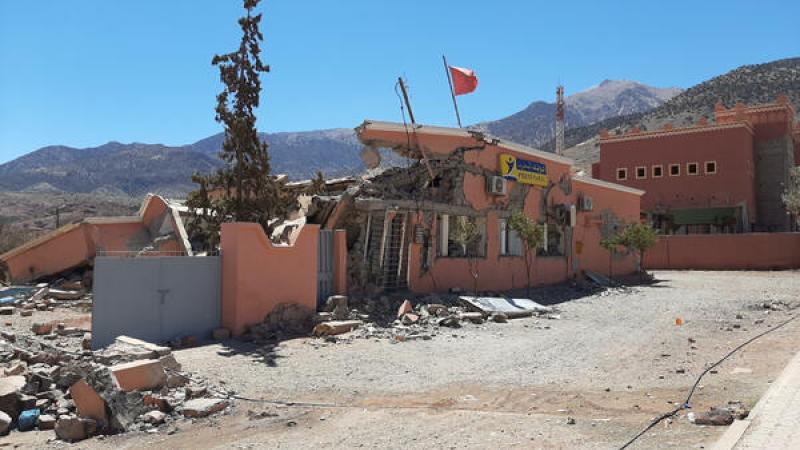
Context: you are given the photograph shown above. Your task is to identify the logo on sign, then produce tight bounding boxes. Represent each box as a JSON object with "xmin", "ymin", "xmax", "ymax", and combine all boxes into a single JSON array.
[{"xmin": 499, "ymin": 153, "xmax": 548, "ymax": 187}]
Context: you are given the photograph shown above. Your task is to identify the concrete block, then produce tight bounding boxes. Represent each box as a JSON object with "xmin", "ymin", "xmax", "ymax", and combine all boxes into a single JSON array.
[
  {"xmin": 55, "ymin": 416, "xmax": 87, "ymax": 442},
  {"xmin": 181, "ymin": 398, "xmax": 229, "ymax": 418},
  {"xmin": 115, "ymin": 336, "xmax": 171, "ymax": 357},
  {"xmin": 110, "ymin": 359, "xmax": 166, "ymax": 392},
  {"xmin": 0, "ymin": 307, "xmax": 13, "ymax": 315},
  {"xmin": 69, "ymin": 380, "xmax": 107, "ymax": 424},
  {"xmin": 37, "ymin": 414, "xmax": 56, "ymax": 430},
  {"xmin": 31, "ymin": 322, "xmax": 52, "ymax": 335},
  {"xmin": 0, "ymin": 375, "xmax": 26, "ymax": 419}
]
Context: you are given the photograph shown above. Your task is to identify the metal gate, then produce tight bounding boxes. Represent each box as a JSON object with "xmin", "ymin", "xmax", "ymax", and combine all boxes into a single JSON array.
[
  {"xmin": 317, "ymin": 230, "xmax": 334, "ymax": 308},
  {"xmin": 92, "ymin": 256, "xmax": 221, "ymax": 349}
]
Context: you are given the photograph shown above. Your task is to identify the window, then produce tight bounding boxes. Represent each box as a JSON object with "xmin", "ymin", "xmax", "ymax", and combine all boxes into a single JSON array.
[
  {"xmin": 652, "ymin": 165, "xmax": 663, "ymax": 178},
  {"xmin": 498, "ymin": 218, "xmax": 522, "ymax": 256},
  {"xmin": 538, "ymin": 223, "xmax": 565, "ymax": 257},
  {"xmin": 616, "ymin": 168, "xmax": 628, "ymax": 181},
  {"xmin": 635, "ymin": 166, "xmax": 647, "ymax": 179},
  {"xmin": 705, "ymin": 161, "xmax": 717, "ymax": 175},
  {"xmin": 437, "ymin": 214, "xmax": 486, "ymax": 257},
  {"xmin": 687, "ymin": 162, "xmax": 699, "ymax": 175},
  {"xmin": 669, "ymin": 164, "xmax": 680, "ymax": 176}
]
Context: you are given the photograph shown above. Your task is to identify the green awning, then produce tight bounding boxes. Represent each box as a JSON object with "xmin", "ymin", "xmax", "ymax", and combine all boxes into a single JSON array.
[{"xmin": 671, "ymin": 207, "xmax": 738, "ymax": 226}]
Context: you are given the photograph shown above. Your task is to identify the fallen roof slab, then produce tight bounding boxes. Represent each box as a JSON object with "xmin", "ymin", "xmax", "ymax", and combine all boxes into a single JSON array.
[{"xmin": 459, "ymin": 296, "xmax": 553, "ymax": 317}]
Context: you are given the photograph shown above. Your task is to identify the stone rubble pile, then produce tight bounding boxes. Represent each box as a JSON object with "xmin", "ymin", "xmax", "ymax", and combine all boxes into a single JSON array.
[
  {"xmin": 309, "ymin": 294, "xmax": 560, "ymax": 343},
  {"xmin": 0, "ymin": 279, "xmax": 93, "ymax": 319},
  {"xmin": 0, "ymin": 333, "xmax": 231, "ymax": 442}
]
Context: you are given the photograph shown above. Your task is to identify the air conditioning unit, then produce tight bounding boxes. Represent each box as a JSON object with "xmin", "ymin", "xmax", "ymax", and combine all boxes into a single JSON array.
[
  {"xmin": 487, "ymin": 176, "xmax": 507, "ymax": 195},
  {"xmin": 579, "ymin": 195, "xmax": 593, "ymax": 212}
]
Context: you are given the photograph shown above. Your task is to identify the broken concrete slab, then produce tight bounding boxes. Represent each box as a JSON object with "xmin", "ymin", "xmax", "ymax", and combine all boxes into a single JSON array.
[
  {"xmin": 312, "ymin": 320, "xmax": 362, "ymax": 337},
  {"xmin": 69, "ymin": 380, "xmax": 107, "ymax": 424},
  {"xmin": 0, "ymin": 307, "xmax": 13, "ymax": 315},
  {"xmin": 110, "ymin": 359, "xmax": 166, "ymax": 392},
  {"xmin": 114, "ymin": 336, "xmax": 172, "ymax": 357},
  {"xmin": 181, "ymin": 398, "xmax": 229, "ymax": 418},
  {"xmin": 47, "ymin": 289, "xmax": 83, "ymax": 301},
  {"xmin": 0, "ymin": 375, "xmax": 26, "ymax": 419},
  {"xmin": 459, "ymin": 296, "xmax": 553, "ymax": 318},
  {"xmin": 55, "ymin": 416, "xmax": 87, "ymax": 442},
  {"xmin": 397, "ymin": 299, "xmax": 413, "ymax": 319}
]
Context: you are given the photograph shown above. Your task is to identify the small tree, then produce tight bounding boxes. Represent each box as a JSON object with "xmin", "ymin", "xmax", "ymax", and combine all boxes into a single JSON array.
[
  {"xmin": 783, "ymin": 166, "xmax": 800, "ymax": 223},
  {"xmin": 186, "ymin": 0, "xmax": 296, "ymax": 250},
  {"xmin": 508, "ymin": 211, "xmax": 544, "ymax": 297},
  {"xmin": 450, "ymin": 216, "xmax": 482, "ymax": 294},
  {"xmin": 599, "ymin": 237, "xmax": 619, "ymax": 280},
  {"xmin": 617, "ymin": 222, "xmax": 658, "ymax": 277}
]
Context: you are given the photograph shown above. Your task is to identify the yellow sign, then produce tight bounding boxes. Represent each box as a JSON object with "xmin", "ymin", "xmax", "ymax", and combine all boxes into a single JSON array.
[{"xmin": 499, "ymin": 153, "xmax": 548, "ymax": 187}]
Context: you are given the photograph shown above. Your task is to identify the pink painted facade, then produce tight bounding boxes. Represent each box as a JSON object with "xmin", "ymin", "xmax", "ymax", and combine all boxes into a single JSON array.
[
  {"xmin": 220, "ymin": 222, "xmax": 319, "ymax": 336},
  {"xmin": 0, "ymin": 194, "xmax": 190, "ymax": 283},
  {"xmin": 353, "ymin": 121, "xmax": 644, "ymax": 294},
  {"xmin": 644, "ymin": 233, "xmax": 800, "ymax": 270}
]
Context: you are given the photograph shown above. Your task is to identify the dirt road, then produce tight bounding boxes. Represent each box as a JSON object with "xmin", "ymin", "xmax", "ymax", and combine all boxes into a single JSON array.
[{"xmin": 13, "ymin": 270, "xmax": 800, "ymax": 449}]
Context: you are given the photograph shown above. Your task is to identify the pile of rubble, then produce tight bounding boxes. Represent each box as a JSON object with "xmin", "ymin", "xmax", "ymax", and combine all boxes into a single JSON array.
[
  {"xmin": 0, "ymin": 333, "xmax": 231, "ymax": 441},
  {"xmin": 307, "ymin": 294, "xmax": 560, "ymax": 343},
  {"xmin": 0, "ymin": 279, "xmax": 92, "ymax": 319}
]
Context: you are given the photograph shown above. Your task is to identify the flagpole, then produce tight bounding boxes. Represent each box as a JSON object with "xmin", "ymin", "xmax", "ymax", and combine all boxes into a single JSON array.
[{"xmin": 442, "ymin": 55, "xmax": 463, "ymax": 128}]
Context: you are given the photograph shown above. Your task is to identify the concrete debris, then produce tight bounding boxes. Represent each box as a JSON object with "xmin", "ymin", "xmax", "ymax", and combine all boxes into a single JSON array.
[
  {"xmin": 0, "ymin": 411, "xmax": 10, "ymax": 435},
  {"xmin": 688, "ymin": 402, "xmax": 749, "ymax": 426},
  {"xmin": 0, "ymin": 327, "xmax": 232, "ymax": 441},
  {"xmin": 181, "ymin": 398, "xmax": 229, "ymax": 418},
  {"xmin": 397, "ymin": 299, "xmax": 413, "ymax": 319},
  {"xmin": 313, "ymin": 320, "xmax": 362, "ymax": 336},
  {"xmin": 459, "ymin": 296, "xmax": 554, "ymax": 318}
]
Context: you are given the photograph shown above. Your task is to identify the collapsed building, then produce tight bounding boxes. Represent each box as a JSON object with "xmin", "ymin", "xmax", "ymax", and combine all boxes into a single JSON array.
[{"xmin": 310, "ymin": 120, "xmax": 644, "ymax": 295}]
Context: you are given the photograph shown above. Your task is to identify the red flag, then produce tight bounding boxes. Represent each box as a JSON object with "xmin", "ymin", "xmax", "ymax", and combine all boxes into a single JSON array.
[{"xmin": 449, "ymin": 66, "xmax": 478, "ymax": 96}]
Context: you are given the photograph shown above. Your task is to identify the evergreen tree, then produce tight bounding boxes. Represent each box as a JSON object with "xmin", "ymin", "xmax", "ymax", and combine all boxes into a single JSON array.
[{"xmin": 187, "ymin": 0, "xmax": 295, "ymax": 249}]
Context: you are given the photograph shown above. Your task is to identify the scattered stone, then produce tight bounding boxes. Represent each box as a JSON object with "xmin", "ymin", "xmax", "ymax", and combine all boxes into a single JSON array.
[
  {"xmin": 401, "ymin": 313, "xmax": 420, "ymax": 325},
  {"xmin": 688, "ymin": 408, "xmax": 734, "ymax": 426},
  {"xmin": 55, "ymin": 416, "xmax": 87, "ymax": 442},
  {"xmin": 20, "ymin": 310, "xmax": 33, "ymax": 317},
  {"xmin": 81, "ymin": 333, "xmax": 92, "ymax": 350},
  {"xmin": 312, "ymin": 320, "xmax": 362, "ymax": 337},
  {"xmin": 490, "ymin": 312, "xmax": 508, "ymax": 323},
  {"xmin": 185, "ymin": 386, "xmax": 207, "ymax": 399},
  {"xmin": 212, "ymin": 327, "xmax": 231, "ymax": 341},
  {"xmin": 4, "ymin": 361, "xmax": 26, "ymax": 376},
  {"xmin": 0, "ymin": 411, "xmax": 10, "ymax": 435},
  {"xmin": 437, "ymin": 316, "xmax": 461, "ymax": 328},
  {"xmin": 37, "ymin": 413, "xmax": 56, "ymax": 430},
  {"xmin": 0, "ymin": 375, "xmax": 26, "ymax": 419},
  {"xmin": 0, "ymin": 307, "xmax": 13, "ymax": 315},
  {"xmin": 69, "ymin": 380, "xmax": 108, "ymax": 424},
  {"xmin": 143, "ymin": 410, "xmax": 166, "ymax": 425},
  {"xmin": 0, "ymin": 330, "xmax": 15, "ymax": 342},
  {"xmin": 566, "ymin": 417, "xmax": 576, "ymax": 425},
  {"xmin": 181, "ymin": 398, "xmax": 229, "ymax": 418},
  {"xmin": 31, "ymin": 322, "xmax": 53, "ymax": 335},
  {"xmin": 110, "ymin": 359, "xmax": 167, "ymax": 392},
  {"xmin": 397, "ymin": 299, "xmax": 413, "ymax": 319}
]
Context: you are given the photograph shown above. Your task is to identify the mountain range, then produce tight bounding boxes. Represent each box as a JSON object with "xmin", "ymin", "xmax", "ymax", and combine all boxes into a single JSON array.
[{"xmin": 1, "ymin": 56, "xmax": 798, "ymax": 199}]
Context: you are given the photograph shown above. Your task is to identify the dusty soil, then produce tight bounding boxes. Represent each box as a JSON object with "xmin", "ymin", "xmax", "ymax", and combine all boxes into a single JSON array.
[{"xmin": 6, "ymin": 270, "xmax": 800, "ymax": 449}]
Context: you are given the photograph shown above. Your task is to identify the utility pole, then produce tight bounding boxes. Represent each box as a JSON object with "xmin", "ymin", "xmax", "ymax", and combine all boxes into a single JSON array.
[
  {"xmin": 555, "ymin": 85, "xmax": 565, "ymax": 155},
  {"xmin": 397, "ymin": 77, "xmax": 434, "ymax": 179}
]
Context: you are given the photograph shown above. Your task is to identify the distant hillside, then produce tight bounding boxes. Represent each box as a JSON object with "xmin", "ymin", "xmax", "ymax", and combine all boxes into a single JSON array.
[
  {"xmin": 475, "ymin": 80, "xmax": 681, "ymax": 147},
  {"xmin": 0, "ymin": 129, "xmax": 364, "ymax": 197},
  {"xmin": 552, "ymin": 57, "xmax": 800, "ymax": 168}
]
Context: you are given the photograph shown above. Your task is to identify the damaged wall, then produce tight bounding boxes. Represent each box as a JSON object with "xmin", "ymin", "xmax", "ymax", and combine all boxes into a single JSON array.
[
  {"xmin": 348, "ymin": 121, "xmax": 643, "ymax": 295},
  {"xmin": 0, "ymin": 194, "xmax": 190, "ymax": 283}
]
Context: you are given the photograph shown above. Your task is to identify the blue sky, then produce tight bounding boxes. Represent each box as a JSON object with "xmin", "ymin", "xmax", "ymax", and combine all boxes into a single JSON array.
[{"xmin": 0, "ymin": 0, "xmax": 798, "ymax": 163}]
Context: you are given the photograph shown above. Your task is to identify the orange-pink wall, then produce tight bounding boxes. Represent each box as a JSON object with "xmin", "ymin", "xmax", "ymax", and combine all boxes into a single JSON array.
[
  {"xmin": 1, "ymin": 195, "xmax": 187, "ymax": 283},
  {"xmin": 2, "ymin": 225, "xmax": 93, "ymax": 282},
  {"xmin": 220, "ymin": 222, "xmax": 320, "ymax": 336},
  {"xmin": 644, "ymin": 233, "xmax": 800, "ymax": 270},
  {"xmin": 597, "ymin": 125, "xmax": 757, "ymax": 217}
]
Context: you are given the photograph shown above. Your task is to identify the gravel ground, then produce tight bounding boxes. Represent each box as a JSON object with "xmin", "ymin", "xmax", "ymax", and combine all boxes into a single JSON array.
[{"xmin": 8, "ymin": 270, "xmax": 800, "ymax": 449}]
